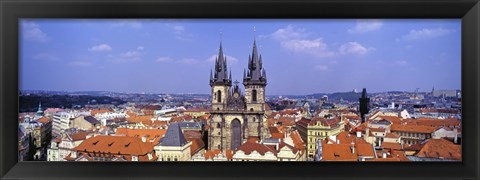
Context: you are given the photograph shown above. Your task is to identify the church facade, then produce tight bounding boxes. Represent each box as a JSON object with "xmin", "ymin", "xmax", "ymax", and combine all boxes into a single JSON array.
[{"xmin": 208, "ymin": 39, "xmax": 270, "ymax": 151}]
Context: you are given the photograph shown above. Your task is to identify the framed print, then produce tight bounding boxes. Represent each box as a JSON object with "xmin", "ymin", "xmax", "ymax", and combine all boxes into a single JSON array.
[{"xmin": 1, "ymin": 0, "xmax": 479, "ymax": 180}]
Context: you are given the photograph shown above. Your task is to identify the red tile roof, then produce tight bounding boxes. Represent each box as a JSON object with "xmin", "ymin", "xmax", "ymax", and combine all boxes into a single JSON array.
[
  {"xmin": 402, "ymin": 118, "xmax": 461, "ymax": 128},
  {"xmin": 381, "ymin": 142, "xmax": 403, "ymax": 150},
  {"xmin": 70, "ymin": 132, "xmax": 91, "ymax": 141},
  {"xmin": 187, "ymin": 138, "xmax": 205, "ymax": 155},
  {"xmin": 322, "ymin": 143, "xmax": 357, "ymax": 161},
  {"xmin": 378, "ymin": 116, "xmax": 403, "ymax": 125},
  {"xmin": 416, "ymin": 138, "xmax": 461, "ymax": 160},
  {"xmin": 90, "ymin": 109, "xmax": 111, "ymax": 116},
  {"xmin": 36, "ymin": 117, "xmax": 51, "ymax": 124},
  {"xmin": 290, "ymin": 131, "xmax": 305, "ymax": 151},
  {"xmin": 391, "ymin": 124, "xmax": 436, "ymax": 134},
  {"xmin": 115, "ymin": 128, "xmax": 167, "ymax": 144},
  {"xmin": 127, "ymin": 115, "xmax": 153, "ymax": 123},
  {"xmin": 236, "ymin": 141, "xmax": 277, "ymax": 155},
  {"xmin": 72, "ymin": 135, "xmax": 156, "ymax": 161}
]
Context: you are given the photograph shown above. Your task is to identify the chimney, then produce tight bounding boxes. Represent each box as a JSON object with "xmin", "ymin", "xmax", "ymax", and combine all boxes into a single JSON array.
[
  {"xmin": 382, "ymin": 152, "xmax": 387, "ymax": 158},
  {"xmin": 351, "ymin": 142, "xmax": 355, "ymax": 154},
  {"xmin": 454, "ymin": 130, "xmax": 458, "ymax": 144},
  {"xmin": 356, "ymin": 131, "xmax": 361, "ymax": 138},
  {"xmin": 336, "ymin": 139, "xmax": 340, "ymax": 144}
]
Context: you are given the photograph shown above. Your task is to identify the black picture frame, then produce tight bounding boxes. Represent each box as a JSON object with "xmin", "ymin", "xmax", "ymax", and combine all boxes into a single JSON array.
[{"xmin": 1, "ymin": 0, "xmax": 479, "ymax": 180}]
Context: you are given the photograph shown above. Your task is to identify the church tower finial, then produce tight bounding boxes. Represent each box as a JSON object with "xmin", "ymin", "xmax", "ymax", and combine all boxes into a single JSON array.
[
  {"xmin": 210, "ymin": 38, "xmax": 231, "ymax": 86},
  {"xmin": 244, "ymin": 29, "xmax": 266, "ymax": 86}
]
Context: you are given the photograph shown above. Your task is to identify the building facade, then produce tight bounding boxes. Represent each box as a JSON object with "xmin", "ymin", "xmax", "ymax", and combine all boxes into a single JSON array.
[{"xmin": 208, "ymin": 39, "xmax": 270, "ymax": 151}]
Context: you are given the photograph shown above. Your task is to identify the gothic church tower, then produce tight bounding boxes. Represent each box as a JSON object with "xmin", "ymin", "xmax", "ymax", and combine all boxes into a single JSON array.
[{"xmin": 208, "ymin": 36, "xmax": 269, "ymax": 152}]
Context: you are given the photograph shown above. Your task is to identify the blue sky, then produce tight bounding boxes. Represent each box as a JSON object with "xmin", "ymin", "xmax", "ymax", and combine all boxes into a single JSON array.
[{"xmin": 20, "ymin": 19, "xmax": 461, "ymax": 95}]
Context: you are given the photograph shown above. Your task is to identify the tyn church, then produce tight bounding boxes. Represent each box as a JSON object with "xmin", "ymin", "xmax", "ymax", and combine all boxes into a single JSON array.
[{"xmin": 208, "ymin": 38, "xmax": 270, "ymax": 151}]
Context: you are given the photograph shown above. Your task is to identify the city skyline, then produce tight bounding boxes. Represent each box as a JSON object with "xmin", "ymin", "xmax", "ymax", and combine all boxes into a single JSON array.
[{"xmin": 20, "ymin": 19, "xmax": 461, "ymax": 95}]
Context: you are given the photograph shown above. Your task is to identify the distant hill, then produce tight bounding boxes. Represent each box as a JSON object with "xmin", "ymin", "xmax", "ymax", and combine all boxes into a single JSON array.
[
  {"xmin": 307, "ymin": 92, "xmax": 362, "ymax": 102},
  {"xmin": 19, "ymin": 94, "xmax": 126, "ymax": 112}
]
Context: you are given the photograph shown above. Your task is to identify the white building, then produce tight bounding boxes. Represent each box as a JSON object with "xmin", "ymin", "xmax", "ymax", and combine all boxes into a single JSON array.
[
  {"xmin": 47, "ymin": 131, "xmax": 90, "ymax": 161},
  {"xmin": 52, "ymin": 111, "xmax": 91, "ymax": 134}
]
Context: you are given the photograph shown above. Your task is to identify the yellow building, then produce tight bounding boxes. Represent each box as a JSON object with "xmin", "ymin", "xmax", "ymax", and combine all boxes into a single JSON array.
[
  {"xmin": 155, "ymin": 123, "xmax": 192, "ymax": 161},
  {"xmin": 296, "ymin": 117, "xmax": 344, "ymax": 159}
]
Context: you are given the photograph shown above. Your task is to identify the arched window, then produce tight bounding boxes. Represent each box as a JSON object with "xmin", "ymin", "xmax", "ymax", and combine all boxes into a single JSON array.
[
  {"xmin": 252, "ymin": 89, "xmax": 257, "ymax": 102},
  {"xmin": 217, "ymin": 90, "xmax": 222, "ymax": 103}
]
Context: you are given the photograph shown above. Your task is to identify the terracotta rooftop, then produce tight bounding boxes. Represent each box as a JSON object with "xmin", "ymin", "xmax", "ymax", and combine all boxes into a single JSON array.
[
  {"xmin": 381, "ymin": 142, "xmax": 403, "ymax": 150},
  {"xmin": 115, "ymin": 128, "xmax": 167, "ymax": 144},
  {"xmin": 416, "ymin": 138, "xmax": 461, "ymax": 160},
  {"xmin": 36, "ymin": 117, "xmax": 51, "ymax": 124},
  {"xmin": 127, "ymin": 115, "xmax": 153, "ymax": 123},
  {"xmin": 70, "ymin": 132, "xmax": 91, "ymax": 141},
  {"xmin": 90, "ymin": 109, "xmax": 111, "ymax": 116},
  {"xmin": 391, "ymin": 124, "xmax": 436, "ymax": 134},
  {"xmin": 72, "ymin": 135, "xmax": 155, "ymax": 157},
  {"xmin": 236, "ymin": 141, "xmax": 277, "ymax": 156}
]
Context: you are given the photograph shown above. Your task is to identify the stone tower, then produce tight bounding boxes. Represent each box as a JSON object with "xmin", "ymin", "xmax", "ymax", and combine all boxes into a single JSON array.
[
  {"xmin": 359, "ymin": 88, "xmax": 370, "ymax": 122},
  {"xmin": 243, "ymin": 39, "xmax": 268, "ymax": 140},
  {"xmin": 210, "ymin": 42, "xmax": 232, "ymax": 111},
  {"xmin": 208, "ymin": 37, "xmax": 269, "ymax": 151}
]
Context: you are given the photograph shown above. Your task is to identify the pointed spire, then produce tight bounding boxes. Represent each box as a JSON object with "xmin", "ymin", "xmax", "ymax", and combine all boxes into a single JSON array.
[
  {"xmin": 362, "ymin": 88, "xmax": 367, "ymax": 98},
  {"xmin": 243, "ymin": 68, "xmax": 246, "ymax": 79},
  {"xmin": 210, "ymin": 69, "xmax": 213, "ymax": 80},
  {"xmin": 229, "ymin": 68, "xmax": 232, "ymax": 81},
  {"xmin": 262, "ymin": 68, "xmax": 267, "ymax": 80},
  {"xmin": 211, "ymin": 39, "xmax": 231, "ymax": 86},
  {"xmin": 259, "ymin": 54, "xmax": 263, "ymax": 69}
]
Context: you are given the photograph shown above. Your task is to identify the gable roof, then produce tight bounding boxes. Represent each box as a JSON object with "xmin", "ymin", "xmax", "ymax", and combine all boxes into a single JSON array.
[
  {"xmin": 115, "ymin": 128, "xmax": 167, "ymax": 144},
  {"xmin": 72, "ymin": 135, "xmax": 155, "ymax": 156},
  {"xmin": 416, "ymin": 138, "xmax": 461, "ymax": 160},
  {"xmin": 236, "ymin": 141, "xmax": 277, "ymax": 156}
]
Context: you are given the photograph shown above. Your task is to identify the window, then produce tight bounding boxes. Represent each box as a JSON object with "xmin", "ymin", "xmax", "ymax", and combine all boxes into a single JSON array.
[
  {"xmin": 252, "ymin": 89, "xmax": 257, "ymax": 102},
  {"xmin": 217, "ymin": 90, "xmax": 222, "ymax": 103}
]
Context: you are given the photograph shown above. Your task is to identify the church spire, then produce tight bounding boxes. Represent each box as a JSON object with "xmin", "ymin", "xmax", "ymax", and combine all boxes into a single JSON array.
[
  {"xmin": 244, "ymin": 30, "xmax": 266, "ymax": 86},
  {"xmin": 211, "ymin": 40, "xmax": 231, "ymax": 86}
]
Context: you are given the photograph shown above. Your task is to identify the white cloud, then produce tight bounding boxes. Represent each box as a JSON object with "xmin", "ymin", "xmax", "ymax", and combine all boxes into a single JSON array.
[
  {"xmin": 400, "ymin": 28, "xmax": 455, "ymax": 41},
  {"xmin": 207, "ymin": 54, "xmax": 239, "ymax": 64},
  {"xmin": 339, "ymin": 42, "xmax": 375, "ymax": 55},
  {"xmin": 268, "ymin": 25, "xmax": 374, "ymax": 59},
  {"xmin": 22, "ymin": 22, "xmax": 49, "ymax": 42},
  {"xmin": 179, "ymin": 58, "xmax": 199, "ymax": 65},
  {"xmin": 396, "ymin": 60, "xmax": 409, "ymax": 66},
  {"xmin": 281, "ymin": 39, "xmax": 336, "ymax": 58},
  {"xmin": 108, "ymin": 50, "xmax": 142, "ymax": 63},
  {"xmin": 69, "ymin": 61, "xmax": 92, "ymax": 67},
  {"xmin": 88, "ymin": 44, "xmax": 112, "ymax": 52},
  {"xmin": 32, "ymin": 53, "xmax": 58, "ymax": 61},
  {"xmin": 314, "ymin": 65, "xmax": 329, "ymax": 71},
  {"xmin": 111, "ymin": 20, "xmax": 143, "ymax": 29},
  {"xmin": 270, "ymin": 25, "xmax": 308, "ymax": 41},
  {"xmin": 348, "ymin": 20, "xmax": 383, "ymax": 34},
  {"xmin": 137, "ymin": 46, "xmax": 144, "ymax": 51},
  {"xmin": 156, "ymin": 57, "xmax": 173, "ymax": 63},
  {"xmin": 166, "ymin": 24, "xmax": 192, "ymax": 40}
]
